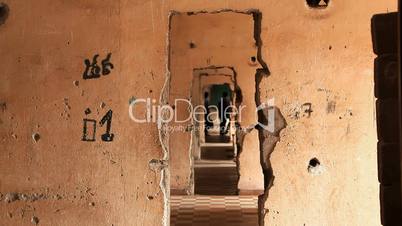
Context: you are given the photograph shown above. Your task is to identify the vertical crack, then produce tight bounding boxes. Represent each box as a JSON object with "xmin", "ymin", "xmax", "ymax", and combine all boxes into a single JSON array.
[
  {"xmin": 157, "ymin": 11, "xmax": 175, "ymax": 226},
  {"xmin": 251, "ymin": 11, "xmax": 287, "ymax": 226},
  {"xmin": 252, "ymin": 11, "xmax": 270, "ymax": 77}
]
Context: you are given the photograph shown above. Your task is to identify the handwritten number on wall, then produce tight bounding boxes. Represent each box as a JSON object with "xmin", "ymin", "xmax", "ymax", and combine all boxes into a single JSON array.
[
  {"xmin": 83, "ymin": 53, "xmax": 114, "ymax": 79},
  {"xmin": 81, "ymin": 52, "xmax": 115, "ymax": 142},
  {"xmin": 82, "ymin": 109, "xmax": 114, "ymax": 142},
  {"xmin": 99, "ymin": 109, "xmax": 114, "ymax": 142}
]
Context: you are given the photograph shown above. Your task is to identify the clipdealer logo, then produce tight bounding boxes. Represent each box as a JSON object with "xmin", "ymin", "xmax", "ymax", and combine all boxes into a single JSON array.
[{"xmin": 128, "ymin": 97, "xmax": 276, "ymax": 132}]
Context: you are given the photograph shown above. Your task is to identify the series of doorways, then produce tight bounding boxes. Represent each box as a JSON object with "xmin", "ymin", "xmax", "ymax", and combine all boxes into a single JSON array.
[
  {"xmin": 191, "ymin": 69, "xmax": 238, "ymax": 196},
  {"xmin": 170, "ymin": 68, "xmax": 260, "ymax": 226},
  {"xmin": 167, "ymin": 11, "xmax": 264, "ymax": 226}
]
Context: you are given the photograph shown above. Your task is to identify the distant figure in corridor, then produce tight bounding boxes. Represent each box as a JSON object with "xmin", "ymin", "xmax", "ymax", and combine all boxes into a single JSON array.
[
  {"xmin": 204, "ymin": 92, "xmax": 213, "ymax": 136},
  {"xmin": 218, "ymin": 92, "xmax": 230, "ymax": 135}
]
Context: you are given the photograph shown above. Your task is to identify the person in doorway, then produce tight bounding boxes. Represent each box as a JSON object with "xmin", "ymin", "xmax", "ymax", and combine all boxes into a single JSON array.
[
  {"xmin": 204, "ymin": 92, "xmax": 213, "ymax": 136},
  {"xmin": 218, "ymin": 92, "xmax": 231, "ymax": 135}
]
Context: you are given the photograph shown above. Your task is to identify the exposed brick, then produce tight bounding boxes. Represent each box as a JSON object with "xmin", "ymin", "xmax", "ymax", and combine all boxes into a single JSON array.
[
  {"xmin": 378, "ymin": 142, "xmax": 401, "ymax": 185},
  {"xmin": 374, "ymin": 54, "xmax": 398, "ymax": 99},
  {"xmin": 380, "ymin": 184, "xmax": 402, "ymax": 225},
  {"xmin": 376, "ymin": 99, "xmax": 400, "ymax": 143},
  {"xmin": 371, "ymin": 12, "xmax": 398, "ymax": 55}
]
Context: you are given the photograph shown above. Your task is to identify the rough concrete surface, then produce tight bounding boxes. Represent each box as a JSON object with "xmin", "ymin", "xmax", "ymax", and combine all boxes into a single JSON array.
[{"xmin": 0, "ymin": 0, "xmax": 398, "ymax": 225}]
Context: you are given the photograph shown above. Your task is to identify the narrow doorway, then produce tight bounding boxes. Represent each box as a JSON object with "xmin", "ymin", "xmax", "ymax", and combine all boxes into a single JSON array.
[
  {"xmin": 192, "ymin": 71, "xmax": 238, "ymax": 196},
  {"xmin": 170, "ymin": 67, "xmax": 259, "ymax": 226},
  {"xmin": 166, "ymin": 10, "xmax": 266, "ymax": 226}
]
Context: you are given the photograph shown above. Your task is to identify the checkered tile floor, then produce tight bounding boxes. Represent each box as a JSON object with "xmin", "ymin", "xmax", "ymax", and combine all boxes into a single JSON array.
[{"xmin": 170, "ymin": 196, "xmax": 259, "ymax": 226}]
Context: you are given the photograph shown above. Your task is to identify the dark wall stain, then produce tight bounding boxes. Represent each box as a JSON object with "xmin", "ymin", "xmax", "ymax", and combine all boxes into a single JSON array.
[
  {"xmin": 0, "ymin": 3, "xmax": 9, "ymax": 26},
  {"xmin": 326, "ymin": 101, "xmax": 336, "ymax": 113},
  {"xmin": 0, "ymin": 102, "xmax": 6, "ymax": 112}
]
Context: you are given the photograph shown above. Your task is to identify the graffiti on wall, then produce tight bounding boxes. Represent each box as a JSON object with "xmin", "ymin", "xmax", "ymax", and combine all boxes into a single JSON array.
[
  {"xmin": 83, "ymin": 53, "xmax": 114, "ymax": 79},
  {"xmin": 82, "ymin": 108, "xmax": 114, "ymax": 142},
  {"xmin": 81, "ymin": 53, "xmax": 115, "ymax": 142}
]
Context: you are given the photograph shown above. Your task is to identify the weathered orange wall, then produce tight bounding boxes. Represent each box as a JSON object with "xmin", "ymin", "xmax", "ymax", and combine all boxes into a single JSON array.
[
  {"xmin": 0, "ymin": 0, "xmax": 397, "ymax": 225},
  {"xmin": 0, "ymin": 1, "xmax": 166, "ymax": 225},
  {"xmin": 258, "ymin": 1, "xmax": 396, "ymax": 225}
]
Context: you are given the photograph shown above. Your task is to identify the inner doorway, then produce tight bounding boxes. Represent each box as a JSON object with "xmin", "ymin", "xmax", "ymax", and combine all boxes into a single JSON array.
[
  {"xmin": 204, "ymin": 84, "xmax": 232, "ymax": 142},
  {"xmin": 191, "ymin": 68, "xmax": 238, "ymax": 196},
  {"xmin": 170, "ymin": 67, "xmax": 259, "ymax": 226}
]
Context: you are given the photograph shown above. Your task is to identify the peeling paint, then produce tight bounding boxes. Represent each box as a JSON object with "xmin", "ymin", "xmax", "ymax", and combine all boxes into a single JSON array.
[{"xmin": 2, "ymin": 192, "xmax": 47, "ymax": 203}]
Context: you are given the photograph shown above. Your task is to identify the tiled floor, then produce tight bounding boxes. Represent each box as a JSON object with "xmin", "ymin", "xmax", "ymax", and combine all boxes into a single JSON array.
[{"xmin": 170, "ymin": 195, "xmax": 259, "ymax": 226}]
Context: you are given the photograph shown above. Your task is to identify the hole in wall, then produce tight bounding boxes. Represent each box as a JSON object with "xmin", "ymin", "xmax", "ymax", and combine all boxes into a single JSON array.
[
  {"xmin": 307, "ymin": 158, "xmax": 325, "ymax": 175},
  {"xmin": 309, "ymin": 158, "xmax": 320, "ymax": 167},
  {"xmin": 248, "ymin": 56, "xmax": 258, "ymax": 66},
  {"xmin": 32, "ymin": 133, "xmax": 41, "ymax": 143},
  {"xmin": 306, "ymin": 0, "xmax": 329, "ymax": 8},
  {"xmin": 0, "ymin": 2, "xmax": 9, "ymax": 26}
]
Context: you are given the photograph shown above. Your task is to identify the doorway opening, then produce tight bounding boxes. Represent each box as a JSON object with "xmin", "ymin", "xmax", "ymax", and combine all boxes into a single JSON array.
[
  {"xmin": 191, "ymin": 67, "xmax": 239, "ymax": 196},
  {"xmin": 165, "ymin": 10, "xmax": 271, "ymax": 226},
  {"xmin": 203, "ymin": 84, "xmax": 233, "ymax": 143}
]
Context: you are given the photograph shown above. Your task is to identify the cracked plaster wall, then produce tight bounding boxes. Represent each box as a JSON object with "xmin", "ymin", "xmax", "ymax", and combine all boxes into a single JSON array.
[{"xmin": 0, "ymin": 0, "xmax": 398, "ymax": 225}]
